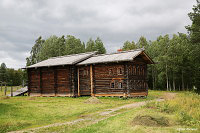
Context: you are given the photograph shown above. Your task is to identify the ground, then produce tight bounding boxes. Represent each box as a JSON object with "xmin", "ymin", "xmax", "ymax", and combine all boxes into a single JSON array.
[{"xmin": 0, "ymin": 87, "xmax": 199, "ymax": 133}]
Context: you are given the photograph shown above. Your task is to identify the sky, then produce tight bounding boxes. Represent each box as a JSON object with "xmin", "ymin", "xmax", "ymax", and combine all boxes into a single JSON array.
[{"xmin": 0, "ymin": 0, "xmax": 196, "ymax": 69}]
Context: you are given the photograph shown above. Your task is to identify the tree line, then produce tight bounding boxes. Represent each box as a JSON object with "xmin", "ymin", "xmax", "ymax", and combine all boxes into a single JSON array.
[
  {"xmin": 26, "ymin": 35, "xmax": 106, "ymax": 66},
  {"xmin": 121, "ymin": 1, "xmax": 200, "ymax": 93},
  {"xmin": 0, "ymin": 63, "xmax": 26, "ymax": 86}
]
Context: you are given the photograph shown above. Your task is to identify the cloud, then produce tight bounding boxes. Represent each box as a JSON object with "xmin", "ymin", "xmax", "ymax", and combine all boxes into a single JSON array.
[{"xmin": 0, "ymin": 0, "xmax": 196, "ymax": 69}]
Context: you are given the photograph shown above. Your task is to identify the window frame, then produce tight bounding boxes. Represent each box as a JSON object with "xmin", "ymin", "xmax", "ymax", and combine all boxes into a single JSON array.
[
  {"xmin": 118, "ymin": 82, "xmax": 123, "ymax": 89},
  {"xmin": 117, "ymin": 67, "xmax": 123, "ymax": 75},
  {"xmin": 110, "ymin": 81, "xmax": 115, "ymax": 88},
  {"xmin": 109, "ymin": 68, "xmax": 113, "ymax": 75}
]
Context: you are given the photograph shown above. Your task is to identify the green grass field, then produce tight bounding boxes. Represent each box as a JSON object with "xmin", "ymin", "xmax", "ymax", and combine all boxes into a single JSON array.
[
  {"xmin": 72, "ymin": 92, "xmax": 200, "ymax": 133},
  {"xmin": 0, "ymin": 87, "xmax": 161, "ymax": 133},
  {"xmin": 0, "ymin": 88, "xmax": 199, "ymax": 133}
]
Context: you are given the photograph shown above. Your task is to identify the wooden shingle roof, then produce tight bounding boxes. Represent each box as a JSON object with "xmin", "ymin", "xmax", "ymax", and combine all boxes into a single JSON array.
[
  {"xmin": 27, "ymin": 52, "xmax": 96, "ymax": 68},
  {"xmin": 78, "ymin": 48, "xmax": 154, "ymax": 65}
]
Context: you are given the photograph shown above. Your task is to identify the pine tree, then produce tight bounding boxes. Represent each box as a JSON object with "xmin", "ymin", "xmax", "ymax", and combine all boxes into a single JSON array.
[
  {"xmin": 0, "ymin": 63, "xmax": 7, "ymax": 83},
  {"xmin": 26, "ymin": 36, "xmax": 45, "ymax": 66},
  {"xmin": 94, "ymin": 37, "xmax": 106, "ymax": 54},
  {"xmin": 122, "ymin": 41, "xmax": 136, "ymax": 51},
  {"xmin": 137, "ymin": 36, "xmax": 148, "ymax": 48},
  {"xmin": 186, "ymin": 0, "xmax": 200, "ymax": 93},
  {"xmin": 86, "ymin": 38, "xmax": 96, "ymax": 52}
]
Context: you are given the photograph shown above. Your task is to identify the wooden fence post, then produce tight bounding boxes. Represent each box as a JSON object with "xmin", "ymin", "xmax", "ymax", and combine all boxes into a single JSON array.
[
  {"xmin": 11, "ymin": 86, "xmax": 13, "ymax": 97},
  {"xmin": 4, "ymin": 85, "xmax": 7, "ymax": 96}
]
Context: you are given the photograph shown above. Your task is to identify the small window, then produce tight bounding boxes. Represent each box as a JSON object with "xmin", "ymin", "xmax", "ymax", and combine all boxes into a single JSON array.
[
  {"xmin": 118, "ymin": 82, "xmax": 123, "ymax": 88},
  {"xmin": 109, "ymin": 69, "xmax": 113, "ymax": 75},
  {"xmin": 110, "ymin": 82, "xmax": 115, "ymax": 88},
  {"xmin": 117, "ymin": 67, "xmax": 123, "ymax": 75}
]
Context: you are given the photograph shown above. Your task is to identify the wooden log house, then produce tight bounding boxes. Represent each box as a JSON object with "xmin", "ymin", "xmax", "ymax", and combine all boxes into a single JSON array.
[
  {"xmin": 26, "ymin": 52, "xmax": 96, "ymax": 96},
  {"xmin": 27, "ymin": 49, "xmax": 154, "ymax": 97}
]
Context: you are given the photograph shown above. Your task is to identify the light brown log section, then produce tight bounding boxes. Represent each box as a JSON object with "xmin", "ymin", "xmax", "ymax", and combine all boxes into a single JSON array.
[
  {"xmin": 94, "ymin": 93, "xmax": 124, "ymax": 97},
  {"xmin": 128, "ymin": 91, "xmax": 148, "ymax": 97},
  {"xmin": 90, "ymin": 65, "xmax": 94, "ymax": 96}
]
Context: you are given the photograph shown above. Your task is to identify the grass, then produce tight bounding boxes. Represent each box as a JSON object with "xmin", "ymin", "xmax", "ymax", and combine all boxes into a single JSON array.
[
  {"xmin": 2, "ymin": 88, "xmax": 199, "ymax": 133},
  {"xmin": 0, "ymin": 88, "xmax": 161, "ymax": 133},
  {"xmin": 73, "ymin": 108, "xmax": 178, "ymax": 133},
  {"xmin": 71, "ymin": 91, "xmax": 200, "ymax": 133}
]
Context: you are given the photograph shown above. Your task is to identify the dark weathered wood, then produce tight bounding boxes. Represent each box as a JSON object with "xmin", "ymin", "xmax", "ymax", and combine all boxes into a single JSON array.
[
  {"xmin": 90, "ymin": 65, "xmax": 94, "ymax": 96},
  {"xmin": 54, "ymin": 68, "xmax": 57, "ymax": 96},
  {"xmin": 11, "ymin": 86, "xmax": 13, "ymax": 97},
  {"xmin": 40, "ymin": 68, "xmax": 42, "ymax": 95},
  {"xmin": 27, "ymin": 54, "xmax": 149, "ymax": 97},
  {"xmin": 78, "ymin": 67, "xmax": 80, "ymax": 96},
  {"xmin": 4, "ymin": 85, "xmax": 7, "ymax": 96},
  {"xmin": 79, "ymin": 66, "xmax": 91, "ymax": 96}
]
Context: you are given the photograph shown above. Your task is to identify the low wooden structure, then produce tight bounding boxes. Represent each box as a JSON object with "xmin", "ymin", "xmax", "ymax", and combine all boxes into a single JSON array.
[
  {"xmin": 26, "ymin": 49, "xmax": 154, "ymax": 97},
  {"xmin": 26, "ymin": 52, "xmax": 96, "ymax": 96}
]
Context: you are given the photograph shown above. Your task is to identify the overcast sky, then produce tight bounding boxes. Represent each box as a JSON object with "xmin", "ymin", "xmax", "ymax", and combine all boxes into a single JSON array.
[{"xmin": 0, "ymin": 0, "xmax": 196, "ymax": 69}]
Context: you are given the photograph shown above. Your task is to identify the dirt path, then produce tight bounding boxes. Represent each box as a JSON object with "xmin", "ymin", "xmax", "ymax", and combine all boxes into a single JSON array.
[{"xmin": 9, "ymin": 98, "xmax": 166, "ymax": 133}]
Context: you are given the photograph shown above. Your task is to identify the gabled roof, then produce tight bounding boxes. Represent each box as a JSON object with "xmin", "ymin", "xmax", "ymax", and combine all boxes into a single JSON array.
[
  {"xmin": 78, "ymin": 48, "xmax": 154, "ymax": 65},
  {"xmin": 27, "ymin": 52, "xmax": 96, "ymax": 68}
]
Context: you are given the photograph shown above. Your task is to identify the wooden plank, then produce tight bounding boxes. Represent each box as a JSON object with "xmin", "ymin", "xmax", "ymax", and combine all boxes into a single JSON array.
[
  {"xmin": 129, "ymin": 91, "xmax": 148, "ymax": 97},
  {"xmin": 54, "ymin": 68, "xmax": 57, "ymax": 96},
  {"xmin": 27, "ymin": 69, "xmax": 30, "ymax": 96},
  {"xmin": 90, "ymin": 65, "xmax": 94, "ymax": 96},
  {"xmin": 77, "ymin": 67, "xmax": 80, "ymax": 96},
  {"xmin": 95, "ymin": 93, "xmax": 124, "ymax": 97},
  {"xmin": 40, "ymin": 68, "xmax": 42, "ymax": 96}
]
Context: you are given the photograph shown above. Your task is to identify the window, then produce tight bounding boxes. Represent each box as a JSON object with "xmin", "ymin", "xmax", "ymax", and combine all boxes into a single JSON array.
[
  {"xmin": 110, "ymin": 81, "xmax": 115, "ymax": 88},
  {"xmin": 117, "ymin": 67, "xmax": 123, "ymax": 75},
  {"xmin": 118, "ymin": 82, "xmax": 123, "ymax": 88},
  {"xmin": 109, "ymin": 69, "xmax": 113, "ymax": 75}
]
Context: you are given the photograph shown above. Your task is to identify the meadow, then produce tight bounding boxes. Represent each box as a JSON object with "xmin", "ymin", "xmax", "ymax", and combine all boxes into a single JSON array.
[
  {"xmin": 0, "ymin": 87, "xmax": 159, "ymax": 133},
  {"xmin": 0, "ymin": 87, "xmax": 199, "ymax": 133}
]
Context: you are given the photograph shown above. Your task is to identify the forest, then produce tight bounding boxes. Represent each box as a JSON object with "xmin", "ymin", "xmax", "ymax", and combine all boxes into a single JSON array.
[{"xmin": 0, "ymin": 1, "xmax": 199, "ymax": 93}]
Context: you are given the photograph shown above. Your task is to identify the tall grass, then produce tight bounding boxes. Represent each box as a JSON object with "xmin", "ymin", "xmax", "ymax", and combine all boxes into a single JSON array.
[{"xmin": 146, "ymin": 92, "xmax": 200, "ymax": 127}]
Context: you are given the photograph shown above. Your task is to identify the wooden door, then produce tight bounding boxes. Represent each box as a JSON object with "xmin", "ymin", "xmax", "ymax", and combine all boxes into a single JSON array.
[{"xmin": 79, "ymin": 66, "xmax": 91, "ymax": 96}]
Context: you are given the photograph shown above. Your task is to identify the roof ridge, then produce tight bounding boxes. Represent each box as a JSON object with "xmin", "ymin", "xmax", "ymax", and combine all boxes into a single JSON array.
[
  {"xmin": 49, "ymin": 51, "xmax": 97, "ymax": 59},
  {"xmin": 93, "ymin": 48, "xmax": 144, "ymax": 57}
]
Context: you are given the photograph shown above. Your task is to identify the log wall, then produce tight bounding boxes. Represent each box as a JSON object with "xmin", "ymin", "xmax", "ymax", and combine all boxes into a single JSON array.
[
  {"xmin": 94, "ymin": 63, "xmax": 126, "ymax": 95},
  {"xmin": 78, "ymin": 66, "xmax": 91, "ymax": 95},
  {"xmin": 28, "ymin": 66, "xmax": 75, "ymax": 97},
  {"xmin": 127, "ymin": 56, "xmax": 148, "ymax": 96},
  {"xmin": 78, "ymin": 61, "xmax": 148, "ymax": 97},
  {"xmin": 28, "ymin": 57, "xmax": 149, "ymax": 97}
]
